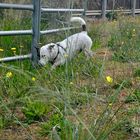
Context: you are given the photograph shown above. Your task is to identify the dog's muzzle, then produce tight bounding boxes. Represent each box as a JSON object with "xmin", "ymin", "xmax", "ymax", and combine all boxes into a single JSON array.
[{"xmin": 38, "ymin": 61, "xmax": 43, "ymax": 67}]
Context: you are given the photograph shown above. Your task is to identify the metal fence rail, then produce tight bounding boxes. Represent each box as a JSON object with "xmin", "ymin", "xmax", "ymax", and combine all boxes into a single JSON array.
[
  {"xmin": 0, "ymin": 30, "xmax": 32, "ymax": 36},
  {"xmin": 0, "ymin": 3, "xmax": 33, "ymax": 10},
  {"xmin": 74, "ymin": 9, "xmax": 140, "ymax": 16},
  {"xmin": 41, "ymin": 8, "xmax": 84, "ymax": 13},
  {"xmin": 0, "ymin": 54, "xmax": 32, "ymax": 62}
]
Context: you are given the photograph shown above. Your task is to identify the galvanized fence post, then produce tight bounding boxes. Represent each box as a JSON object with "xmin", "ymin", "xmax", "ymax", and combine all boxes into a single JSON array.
[
  {"xmin": 31, "ymin": 0, "xmax": 41, "ymax": 65},
  {"xmin": 102, "ymin": 0, "xmax": 107, "ymax": 19},
  {"xmin": 82, "ymin": 0, "xmax": 88, "ymax": 17},
  {"xmin": 132, "ymin": 0, "xmax": 136, "ymax": 17}
]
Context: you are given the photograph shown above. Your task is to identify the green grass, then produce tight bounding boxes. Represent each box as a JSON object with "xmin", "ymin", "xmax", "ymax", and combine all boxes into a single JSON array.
[
  {"xmin": 0, "ymin": 13, "xmax": 140, "ymax": 140},
  {"xmin": 108, "ymin": 16, "xmax": 140, "ymax": 62}
]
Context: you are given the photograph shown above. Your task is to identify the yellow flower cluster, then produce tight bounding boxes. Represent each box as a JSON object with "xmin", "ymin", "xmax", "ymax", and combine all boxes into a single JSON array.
[
  {"xmin": 106, "ymin": 76, "xmax": 113, "ymax": 83},
  {"xmin": 0, "ymin": 48, "xmax": 4, "ymax": 52},
  {"xmin": 6, "ymin": 72, "xmax": 13, "ymax": 78},
  {"xmin": 11, "ymin": 48, "xmax": 16, "ymax": 54},
  {"xmin": 32, "ymin": 77, "xmax": 36, "ymax": 81}
]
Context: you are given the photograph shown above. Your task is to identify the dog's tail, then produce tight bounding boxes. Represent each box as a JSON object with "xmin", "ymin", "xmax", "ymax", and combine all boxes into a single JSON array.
[{"xmin": 70, "ymin": 17, "xmax": 86, "ymax": 31}]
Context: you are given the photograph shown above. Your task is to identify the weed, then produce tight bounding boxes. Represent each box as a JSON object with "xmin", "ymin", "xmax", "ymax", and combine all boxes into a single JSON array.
[
  {"xmin": 22, "ymin": 100, "xmax": 51, "ymax": 123},
  {"xmin": 40, "ymin": 113, "xmax": 64, "ymax": 135}
]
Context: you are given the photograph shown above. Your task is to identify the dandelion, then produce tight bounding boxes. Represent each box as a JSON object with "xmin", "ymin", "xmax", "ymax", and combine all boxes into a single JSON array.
[
  {"xmin": 106, "ymin": 76, "xmax": 113, "ymax": 83},
  {"xmin": 6, "ymin": 72, "xmax": 13, "ymax": 78},
  {"xmin": 0, "ymin": 48, "xmax": 4, "ymax": 52},
  {"xmin": 32, "ymin": 77, "xmax": 36, "ymax": 81},
  {"xmin": 109, "ymin": 103, "xmax": 113, "ymax": 106},
  {"xmin": 11, "ymin": 48, "xmax": 16, "ymax": 51},
  {"xmin": 64, "ymin": 54, "xmax": 68, "ymax": 58}
]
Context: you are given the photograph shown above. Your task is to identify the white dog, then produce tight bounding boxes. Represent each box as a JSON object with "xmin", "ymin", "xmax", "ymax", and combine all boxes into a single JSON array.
[{"xmin": 39, "ymin": 17, "xmax": 93, "ymax": 69}]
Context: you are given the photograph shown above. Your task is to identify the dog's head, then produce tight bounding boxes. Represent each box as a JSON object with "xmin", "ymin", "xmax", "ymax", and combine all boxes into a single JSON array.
[{"xmin": 38, "ymin": 43, "xmax": 57, "ymax": 66}]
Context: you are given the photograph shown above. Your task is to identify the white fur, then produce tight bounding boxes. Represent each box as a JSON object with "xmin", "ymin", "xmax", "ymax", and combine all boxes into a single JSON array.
[
  {"xmin": 70, "ymin": 17, "xmax": 86, "ymax": 26},
  {"xmin": 39, "ymin": 17, "xmax": 93, "ymax": 69}
]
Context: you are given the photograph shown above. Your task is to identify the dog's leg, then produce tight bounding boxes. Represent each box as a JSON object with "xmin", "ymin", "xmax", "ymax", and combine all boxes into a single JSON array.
[{"xmin": 83, "ymin": 48, "xmax": 94, "ymax": 59}]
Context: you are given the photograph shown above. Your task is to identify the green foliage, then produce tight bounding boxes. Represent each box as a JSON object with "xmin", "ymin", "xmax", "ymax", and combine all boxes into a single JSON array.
[
  {"xmin": 0, "ymin": 117, "xmax": 6, "ymax": 129},
  {"xmin": 22, "ymin": 100, "xmax": 50, "ymax": 123},
  {"xmin": 106, "ymin": 11, "xmax": 118, "ymax": 21},
  {"xmin": 41, "ymin": 114, "xmax": 87, "ymax": 140},
  {"xmin": 134, "ymin": 68, "xmax": 140, "ymax": 77},
  {"xmin": 125, "ymin": 89, "xmax": 140, "ymax": 103},
  {"xmin": 89, "ymin": 25, "xmax": 102, "ymax": 50},
  {"xmin": 108, "ymin": 17, "xmax": 140, "ymax": 62},
  {"xmin": 40, "ymin": 113, "xmax": 64, "ymax": 135},
  {"xmin": 112, "ymin": 79, "xmax": 132, "ymax": 89}
]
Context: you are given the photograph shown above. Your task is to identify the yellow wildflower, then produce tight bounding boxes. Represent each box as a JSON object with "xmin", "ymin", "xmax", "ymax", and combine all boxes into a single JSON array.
[
  {"xmin": 6, "ymin": 72, "xmax": 13, "ymax": 78},
  {"xmin": 32, "ymin": 77, "xmax": 36, "ymax": 81},
  {"xmin": 0, "ymin": 48, "xmax": 4, "ymax": 52},
  {"xmin": 106, "ymin": 76, "xmax": 113, "ymax": 83},
  {"xmin": 11, "ymin": 48, "xmax": 16, "ymax": 51}
]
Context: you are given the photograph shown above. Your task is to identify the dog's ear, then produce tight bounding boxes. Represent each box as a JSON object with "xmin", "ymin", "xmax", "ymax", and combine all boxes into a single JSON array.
[{"xmin": 48, "ymin": 44, "xmax": 55, "ymax": 52}]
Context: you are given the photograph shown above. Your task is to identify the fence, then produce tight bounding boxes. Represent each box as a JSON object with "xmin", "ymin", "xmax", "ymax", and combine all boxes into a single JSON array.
[{"xmin": 0, "ymin": 0, "xmax": 138, "ymax": 65}]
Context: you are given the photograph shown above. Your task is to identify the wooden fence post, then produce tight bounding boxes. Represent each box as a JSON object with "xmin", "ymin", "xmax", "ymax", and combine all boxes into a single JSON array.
[
  {"xmin": 31, "ymin": 0, "xmax": 41, "ymax": 66},
  {"xmin": 102, "ymin": 0, "xmax": 107, "ymax": 19},
  {"xmin": 132, "ymin": 0, "xmax": 136, "ymax": 17}
]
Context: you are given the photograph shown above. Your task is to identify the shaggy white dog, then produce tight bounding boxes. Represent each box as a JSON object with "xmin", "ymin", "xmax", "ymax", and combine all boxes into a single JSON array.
[{"xmin": 39, "ymin": 17, "xmax": 93, "ymax": 69}]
